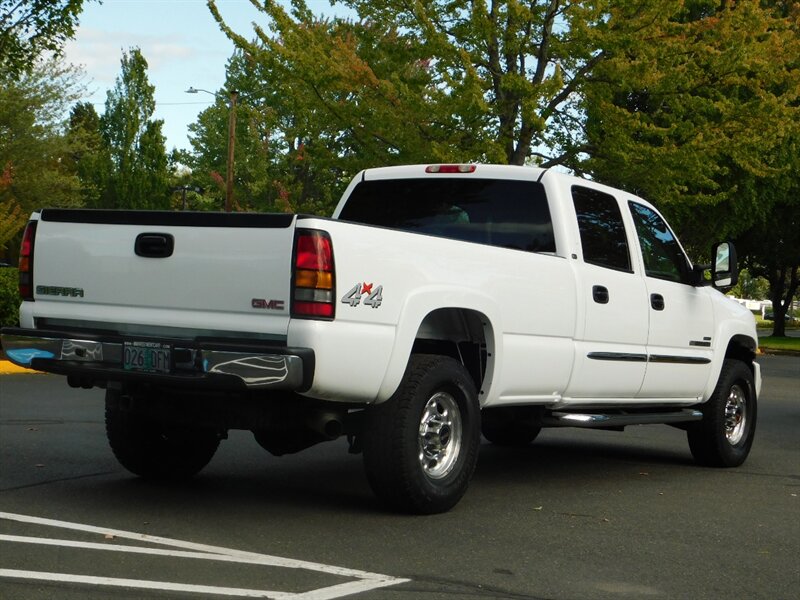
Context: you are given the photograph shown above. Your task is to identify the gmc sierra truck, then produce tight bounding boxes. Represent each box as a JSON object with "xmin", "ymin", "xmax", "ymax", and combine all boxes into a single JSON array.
[{"xmin": 1, "ymin": 164, "xmax": 761, "ymax": 513}]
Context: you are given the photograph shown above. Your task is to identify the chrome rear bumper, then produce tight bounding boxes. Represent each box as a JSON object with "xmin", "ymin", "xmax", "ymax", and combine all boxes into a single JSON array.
[{"xmin": 1, "ymin": 327, "xmax": 313, "ymax": 392}]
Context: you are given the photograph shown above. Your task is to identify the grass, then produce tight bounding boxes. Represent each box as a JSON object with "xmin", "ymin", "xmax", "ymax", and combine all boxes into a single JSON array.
[{"xmin": 759, "ymin": 336, "xmax": 800, "ymax": 354}]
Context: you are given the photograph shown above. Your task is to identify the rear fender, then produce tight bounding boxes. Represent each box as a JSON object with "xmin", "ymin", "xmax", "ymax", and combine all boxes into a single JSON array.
[{"xmin": 375, "ymin": 287, "xmax": 500, "ymax": 404}]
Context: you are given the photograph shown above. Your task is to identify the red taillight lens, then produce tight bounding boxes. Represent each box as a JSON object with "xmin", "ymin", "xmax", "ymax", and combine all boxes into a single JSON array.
[
  {"xmin": 295, "ymin": 233, "xmax": 333, "ymax": 270},
  {"xmin": 292, "ymin": 230, "xmax": 335, "ymax": 319},
  {"xmin": 18, "ymin": 220, "xmax": 37, "ymax": 301}
]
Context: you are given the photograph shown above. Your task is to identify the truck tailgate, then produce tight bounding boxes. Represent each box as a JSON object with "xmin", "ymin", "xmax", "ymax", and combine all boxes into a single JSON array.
[{"xmin": 30, "ymin": 210, "xmax": 296, "ymax": 339}]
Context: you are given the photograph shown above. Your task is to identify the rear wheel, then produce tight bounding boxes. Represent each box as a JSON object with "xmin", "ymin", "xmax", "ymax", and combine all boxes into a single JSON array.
[
  {"xmin": 687, "ymin": 359, "xmax": 756, "ymax": 467},
  {"xmin": 362, "ymin": 355, "xmax": 481, "ymax": 514},
  {"xmin": 105, "ymin": 389, "xmax": 220, "ymax": 479}
]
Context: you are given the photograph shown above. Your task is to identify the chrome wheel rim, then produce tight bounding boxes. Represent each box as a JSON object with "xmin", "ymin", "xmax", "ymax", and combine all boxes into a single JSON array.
[
  {"xmin": 418, "ymin": 392, "xmax": 462, "ymax": 480},
  {"xmin": 724, "ymin": 384, "xmax": 747, "ymax": 445}
]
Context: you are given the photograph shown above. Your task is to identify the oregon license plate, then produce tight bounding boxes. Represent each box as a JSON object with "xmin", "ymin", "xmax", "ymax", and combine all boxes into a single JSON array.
[{"xmin": 123, "ymin": 341, "xmax": 171, "ymax": 373}]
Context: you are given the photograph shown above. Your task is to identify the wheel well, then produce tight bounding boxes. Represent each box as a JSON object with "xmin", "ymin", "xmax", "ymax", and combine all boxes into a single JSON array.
[
  {"xmin": 412, "ymin": 308, "xmax": 490, "ymax": 392},
  {"xmin": 725, "ymin": 335, "xmax": 756, "ymax": 371}
]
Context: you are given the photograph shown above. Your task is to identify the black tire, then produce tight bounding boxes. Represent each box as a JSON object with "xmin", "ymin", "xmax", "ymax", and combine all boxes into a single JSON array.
[
  {"xmin": 105, "ymin": 389, "xmax": 220, "ymax": 479},
  {"xmin": 362, "ymin": 354, "xmax": 481, "ymax": 514},
  {"xmin": 481, "ymin": 406, "xmax": 542, "ymax": 446},
  {"xmin": 687, "ymin": 359, "xmax": 757, "ymax": 467}
]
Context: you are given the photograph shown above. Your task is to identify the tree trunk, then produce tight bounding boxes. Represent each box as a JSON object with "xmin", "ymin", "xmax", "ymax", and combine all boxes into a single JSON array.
[{"xmin": 768, "ymin": 265, "xmax": 799, "ymax": 337}]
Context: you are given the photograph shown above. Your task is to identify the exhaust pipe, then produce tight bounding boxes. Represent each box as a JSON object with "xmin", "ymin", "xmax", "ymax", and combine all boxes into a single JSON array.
[{"xmin": 306, "ymin": 411, "xmax": 344, "ymax": 440}]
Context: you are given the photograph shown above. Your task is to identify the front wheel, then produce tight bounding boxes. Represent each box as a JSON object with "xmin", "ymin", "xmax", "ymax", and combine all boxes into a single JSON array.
[
  {"xmin": 105, "ymin": 389, "xmax": 221, "ymax": 479},
  {"xmin": 687, "ymin": 359, "xmax": 757, "ymax": 467},
  {"xmin": 362, "ymin": 355, "xmax": 481, "ymax": 514}
]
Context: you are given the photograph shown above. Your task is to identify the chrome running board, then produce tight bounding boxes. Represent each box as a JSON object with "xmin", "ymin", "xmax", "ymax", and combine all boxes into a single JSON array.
[{"xmin": 543, "ymin": 409, "xmax": 703, "ymax": 429}]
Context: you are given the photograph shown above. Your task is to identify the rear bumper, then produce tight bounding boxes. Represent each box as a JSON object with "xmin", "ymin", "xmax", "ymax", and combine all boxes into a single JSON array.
[{"xmin": 1, "ymin": 327, "xmax": 314, "ymax": 392}]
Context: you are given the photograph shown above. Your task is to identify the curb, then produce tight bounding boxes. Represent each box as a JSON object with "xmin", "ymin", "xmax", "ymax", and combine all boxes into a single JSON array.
[
  {"xmin": 758, "ymin": 348, "xmax": 800, "ymax": 357},
  {"xmin": 0, "ymin": 360, "xmax": 43, "ymax": 375}
]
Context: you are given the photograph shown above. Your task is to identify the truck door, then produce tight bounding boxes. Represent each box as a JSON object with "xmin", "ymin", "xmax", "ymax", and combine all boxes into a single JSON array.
[
  {"xmin": 565, "ymin": 186, "xmax": 649, "ymax": 398},
  {"xmin": 627, "ymin": 201, "xmax": 714, "ymax": 398}
]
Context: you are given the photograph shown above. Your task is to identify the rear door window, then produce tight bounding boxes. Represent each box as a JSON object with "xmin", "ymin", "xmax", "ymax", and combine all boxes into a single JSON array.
[
  {"xmin": 339, "ymin": 178, "xmax": 556, "ymax": 253},
  {"xmin": 572, "ymin": 186, "xmax": 632, "ymax": 272}
]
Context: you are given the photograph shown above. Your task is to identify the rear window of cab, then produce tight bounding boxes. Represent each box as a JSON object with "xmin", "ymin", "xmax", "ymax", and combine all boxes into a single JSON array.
[{"xmin": 339, "ymin": 178, "xmax": 556, "ymax": 254}]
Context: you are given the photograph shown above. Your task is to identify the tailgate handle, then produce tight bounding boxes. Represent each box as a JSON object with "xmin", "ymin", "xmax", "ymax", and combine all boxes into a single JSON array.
[{"xmin": 135, "ymin": 233, "xmax": 174, "ymax": 258}]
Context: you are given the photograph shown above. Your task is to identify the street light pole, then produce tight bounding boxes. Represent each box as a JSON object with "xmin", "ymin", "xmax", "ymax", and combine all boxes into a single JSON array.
[{"xmin": 186, "ymin": 86, "xmax": 238, "ymax": 212}]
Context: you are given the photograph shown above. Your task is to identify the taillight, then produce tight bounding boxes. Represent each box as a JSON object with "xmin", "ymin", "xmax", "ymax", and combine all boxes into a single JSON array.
[
  {"xmin": 425, "ymin": 164, "xmax": 477, "ymax": 173},
  {"xmin": 292, "ymin": 229, "xmax": 335, "ymax": 319},
  {"xmin": 18, "ymin": 220, "xmax": 37, "ymax": 301}
]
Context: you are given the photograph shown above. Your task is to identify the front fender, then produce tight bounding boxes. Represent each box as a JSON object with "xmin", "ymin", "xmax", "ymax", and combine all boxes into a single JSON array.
[{"xmin": 702, "ymin": 320, "xmax": 760, "ymax": 402}]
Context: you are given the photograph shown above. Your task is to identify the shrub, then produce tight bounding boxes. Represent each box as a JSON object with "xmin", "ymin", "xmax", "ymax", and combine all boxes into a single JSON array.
[{"xmin": 0, "ymin": 268, "xmax": 20, "ymax": 327}]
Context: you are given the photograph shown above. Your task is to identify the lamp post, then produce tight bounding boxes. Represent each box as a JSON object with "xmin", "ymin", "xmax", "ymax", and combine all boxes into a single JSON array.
[{"xmin": 186, "ymin": 87, "xmax": 239, "ymax": 212}]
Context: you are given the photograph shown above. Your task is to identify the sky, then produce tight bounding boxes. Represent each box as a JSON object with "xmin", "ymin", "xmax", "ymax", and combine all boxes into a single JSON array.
[{"xmin": 62, "ymin": 0, "xmax": 346, "ymax": 152}]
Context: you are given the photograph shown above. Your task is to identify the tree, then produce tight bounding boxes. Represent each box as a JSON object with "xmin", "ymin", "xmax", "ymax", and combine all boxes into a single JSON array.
[
  {"xmin": 188, "ymin": 48, "xmax": 354, "ymax": 214},
  {"xmin": 729, "ymin": 269, "xmax": 770, "ymax": 303},
  {"xmin": 0, "ymin": 0, "xmax": 94, "ymax": 80},
  {"xmin": 0, "ymin": 58, "xmax": 86, "ymax": 256},
  {"xmin": 580, "ymin": 1, "xmax": 800, "ymax": 222},
  {"xmin": 741, "ymin": 205, "xmax": 799, "ymax": 337},
  {"xmin": 100, "ymin": 47, "xmax": 170, "ymax": 209},
  {"xmin": 207, "ymin": 0, "xmax": 690, "ymax": 176},
  {"xmin": 735, "ymin": 137, "xmax": 800, "ymax": 336},
  {"xmin": 65, "ymin": 101, "xmax": 111, "ymax": 208}
]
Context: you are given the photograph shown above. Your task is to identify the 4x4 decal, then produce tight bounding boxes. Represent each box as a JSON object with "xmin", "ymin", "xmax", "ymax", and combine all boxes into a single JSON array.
[{"xmin": 341, "ymin": 283, "xmax": 383, "ymax": 308}]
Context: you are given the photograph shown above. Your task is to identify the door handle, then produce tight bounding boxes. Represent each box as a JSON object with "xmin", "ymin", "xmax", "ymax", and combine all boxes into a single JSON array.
[
  {"xmin": 650, "ymin": 293, "xmax": 665, "ymax": 311},
  {"xmin": 592, "ymin": 285, "xmax": 609, "ymax": 304},
  {"xmin": 135, "ymin": 233, "xmax": 174, "ymax": 258}
]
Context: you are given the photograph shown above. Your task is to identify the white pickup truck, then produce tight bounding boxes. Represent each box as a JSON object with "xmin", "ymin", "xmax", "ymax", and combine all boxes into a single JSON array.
[{"xmin": 2, "ymin": 164, "xmax": 761, "ymax": 513}]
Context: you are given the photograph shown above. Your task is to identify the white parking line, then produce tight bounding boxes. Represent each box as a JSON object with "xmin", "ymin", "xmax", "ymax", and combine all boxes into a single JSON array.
[{"xmin": 0, "ymin": 512, "xmax": 410, "ymax": 599}]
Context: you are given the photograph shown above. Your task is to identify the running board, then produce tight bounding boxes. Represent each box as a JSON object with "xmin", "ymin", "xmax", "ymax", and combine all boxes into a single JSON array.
[{"xmin": 543, "ymin": 409, "xmax": 703, "ymax": 429}]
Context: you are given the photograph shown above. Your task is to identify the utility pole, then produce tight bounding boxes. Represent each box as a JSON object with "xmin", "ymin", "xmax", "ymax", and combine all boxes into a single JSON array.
[
  {"xmin": 185, "ymin": 86, "xmax": 239, "ymax": 212},
  {"xmin": 225, "ymin": 89, "xmax": 239, "ymax": 213}
]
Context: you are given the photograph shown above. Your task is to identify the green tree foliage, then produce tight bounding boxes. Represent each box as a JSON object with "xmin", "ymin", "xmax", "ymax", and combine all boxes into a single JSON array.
[
  {"xmin": 65, "ymin": 101, "xmax": 111, "ymax": 208},
  {"xmin": 0, "ymin": 174, "xmax": 27, "ymax": 254},
  {"xmin": 203, "ymin": 0, "xmax": 671, "ymax": 213},
  {"xmin": 0, "ymin": 58, "xmax": 86, "ymax": 254},
  {"xmin": 0, "ymin": 267, "xmax": 21, "ymax": 326},
  {"xmin": 188, "ymin": 49, "xmax": 347, "ymax": 214},
  {"xmin": 735, "ymin": 142, "xmax": 800, "ymax": 336},
  {"xmin": 328, "ymin": 0, "xmax": 609, "ymax": 165},
  {"xmin": 100, "ymin": 47, "xmax": 169, "ymax": 209},
  {"xmin": 580, "ymin": 1, "xmax": 800, "ymax": 228},
  {"xmin": 0, "ymin": 0, "xmax": 94, "ymax": 80},
  {"xmin": 729, "ymin": 269, "xmax": 770, "ymax": 303}
]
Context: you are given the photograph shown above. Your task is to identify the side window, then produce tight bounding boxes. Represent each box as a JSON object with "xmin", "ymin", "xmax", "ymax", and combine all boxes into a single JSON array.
[
  {"xmin": 628, "ymin": 202, "xmax": 691, "ymax": 284},
  {"xmin": 571, "ymin": 186, "xmax": 631, "ymax": 272}
]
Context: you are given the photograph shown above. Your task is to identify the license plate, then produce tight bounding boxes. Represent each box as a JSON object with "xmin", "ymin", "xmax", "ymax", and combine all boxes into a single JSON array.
[{"xmin": 123, "ymin": 341, "xmax": 171, "ymax": 373}]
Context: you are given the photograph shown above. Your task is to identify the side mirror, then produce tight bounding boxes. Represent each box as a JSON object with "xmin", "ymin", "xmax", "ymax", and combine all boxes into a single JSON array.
[{"xmin": 711, "ymin": 241, "xmax": 738, "ymax": 290}]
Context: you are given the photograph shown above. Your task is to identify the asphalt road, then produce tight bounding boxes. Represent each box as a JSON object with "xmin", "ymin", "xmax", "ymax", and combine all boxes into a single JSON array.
[{"xmin": 1, "ymin": 356, "xmax": 798, "ymax": 599}]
